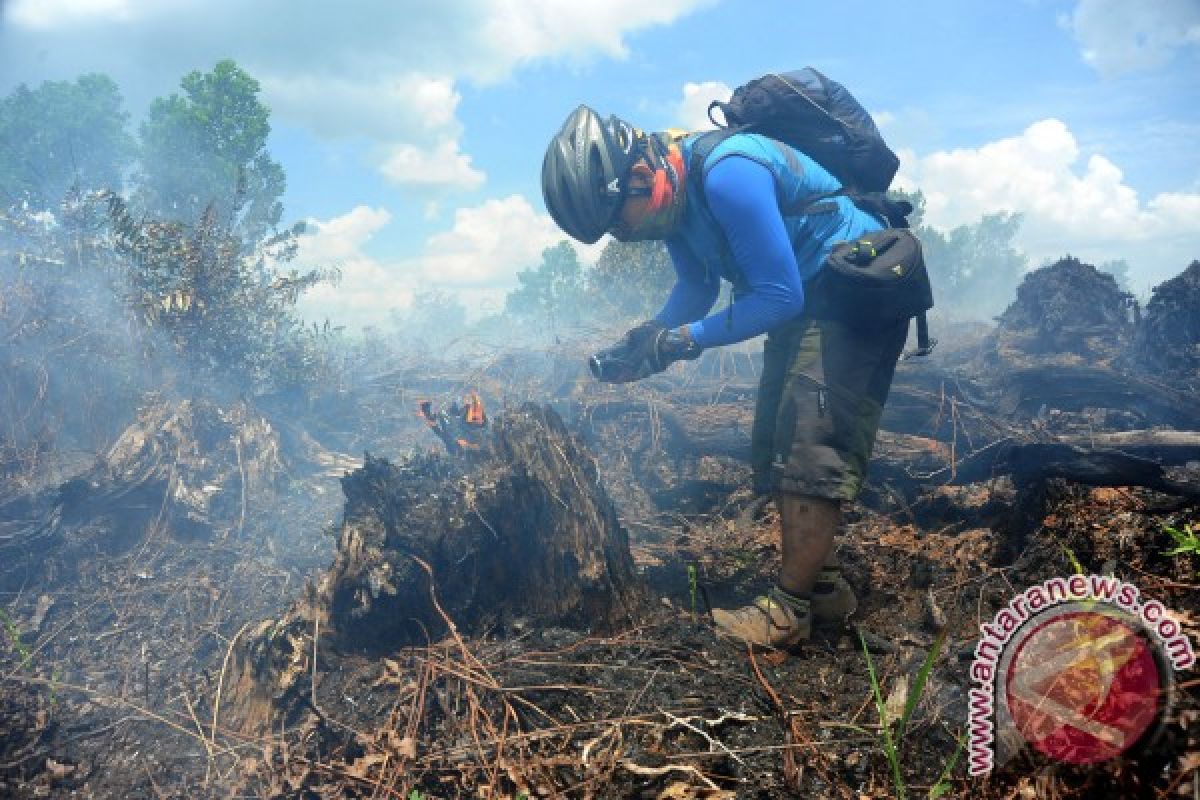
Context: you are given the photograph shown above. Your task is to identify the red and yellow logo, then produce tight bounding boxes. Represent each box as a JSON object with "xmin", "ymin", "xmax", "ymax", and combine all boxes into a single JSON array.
[{"xmin": 1004, "ymin": 609, "xmax": 1164, "ymax": 764}]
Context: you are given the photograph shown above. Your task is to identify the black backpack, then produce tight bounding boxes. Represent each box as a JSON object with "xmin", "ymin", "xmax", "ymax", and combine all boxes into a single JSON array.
[
  {"xmin": 689, "ymin": 67, "xmax": 912, "ymax": 228},
  {"xmin": 701, "ymin": 67, "xmax": 898, "ymax": 193}
]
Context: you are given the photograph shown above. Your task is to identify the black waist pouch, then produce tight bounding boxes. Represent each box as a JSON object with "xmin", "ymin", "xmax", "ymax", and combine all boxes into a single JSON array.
[{"xmin": 806, "ymin": 229, "xmax": 934, "ymax": 330}]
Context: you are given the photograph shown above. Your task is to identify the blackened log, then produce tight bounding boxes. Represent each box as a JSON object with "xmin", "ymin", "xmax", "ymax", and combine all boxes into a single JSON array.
[
  {"xmin": 1055, "ymin": 430, "xmax": 1200, "ymax": 463},
  {"xmin": 995, "ymin": 364, "xmax": 1198, "ymax": 427},
  {"xmin": 951, "ymin": 440, "xmax": 1200, "ymax": 499}
]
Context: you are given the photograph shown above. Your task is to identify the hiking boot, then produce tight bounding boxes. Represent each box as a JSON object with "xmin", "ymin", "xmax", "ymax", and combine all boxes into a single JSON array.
[
  {"xmin": 811, "ymin": 567, "xmax": 857, "ymax": 626},
  {"xmin": 711, "ymin": 588, "xmax": 811, "ymax": 648}
]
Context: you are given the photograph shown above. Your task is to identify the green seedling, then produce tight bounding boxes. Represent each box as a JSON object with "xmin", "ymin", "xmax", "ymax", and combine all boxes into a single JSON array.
[
  {"xmin": 860, "ymin": 627, "xmax": 950, "ymax": 800},
  {"xmin": 1163, "ymin": 522, "xmax": 1200, "ymax": 559},
  {"xmin": 0, "ymin": 607, "xmax": 32, "ymax": 670},
  {"xmin": 898, "ymin": 628, "xmax": 947, "ymax": 743},
  {"xmin": 1060, "ymin": 544, "xmax": 1086, "ymax": 576},
  {"xmin": 927, "ymin": 734, "xmax": 965, "ymax": 799},
  {"xmin": 861, "ymin": 631, "xmax": 906, "ymax": 799}
]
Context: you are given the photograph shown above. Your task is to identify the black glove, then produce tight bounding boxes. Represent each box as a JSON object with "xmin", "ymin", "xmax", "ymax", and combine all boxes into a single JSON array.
[
  {"xmin": 622, "ymin": 320, "xmax": 664, "ymax": 352},
  {"xmin": 589, "ymin": 321, "xmax": 664, "ymax": 383},
  {"xmin": 654, "ymin": 326, "xmax": 703, "ymax": 369},
  {"xmin": 589, "ymin": 322, "xmax": 702, "ymax": 384}
]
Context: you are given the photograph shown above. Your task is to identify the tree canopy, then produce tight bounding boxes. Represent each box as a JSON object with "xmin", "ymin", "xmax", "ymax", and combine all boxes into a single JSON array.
[
  {"xmin": 505, "ymin": 241, "xmax": 589, "ymax": 335},
  {"xmin": 135, "ymin": 59, "xmax": 285, "ymax": 243},
  {"xmin": 104, "ymin": 191, "xmax": 335, "ymax": 397},
  {"xmin": 0, "ymin": 73, "xmax": 135, "ymax": 210}
]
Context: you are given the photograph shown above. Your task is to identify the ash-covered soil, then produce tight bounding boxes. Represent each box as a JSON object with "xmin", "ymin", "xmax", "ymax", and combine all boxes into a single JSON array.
[{"xmin": 4, "ymin": 455, "xmax": 1196, "ymax": 799}]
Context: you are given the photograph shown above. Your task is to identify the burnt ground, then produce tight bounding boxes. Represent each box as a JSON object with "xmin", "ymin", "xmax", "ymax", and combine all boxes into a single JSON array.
[
  {"xmin": 2, "ymin": 259, "xmax": 1200, "ymax": 799},
  {"xmin": 2, "ymin": 414, "xmax": 1197, "ymax": 799}
]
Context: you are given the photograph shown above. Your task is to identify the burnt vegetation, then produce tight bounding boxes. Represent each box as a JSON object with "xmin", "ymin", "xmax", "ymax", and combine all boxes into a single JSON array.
[{"xmin": 2, "ymin": 65, "xmax": 1199, "ymax": 800}]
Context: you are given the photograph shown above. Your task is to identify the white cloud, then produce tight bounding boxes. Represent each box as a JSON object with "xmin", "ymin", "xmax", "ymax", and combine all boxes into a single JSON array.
[
  {"xmin": 896, "ymin": 118, "xmax": 1200, "ymax": 291},
  {"xmin": 1066, "ymin": 0, "xmax": 1200, "ymax": 76},
  {"xmin": 292, "ymin": 206, "xmax": 414, "ymax": 329},
  {"xmin": 290, "ymin": 197, "xmax": 601, "ymax": 330},
  {"xmin": 7, "ymin": 0, "xmax": 136, "ymax": 28},
  {"xmin": 416, "ymin": 195, "xmax": 567, "ymax": 287},
  {"xmin": 380, "ymin": 139, "xmax": 486, "ymax": 192},
  {"xmin": 676, "ymin": 81, "xmax": 730, "ymax": 130},
  {"xmin": 258, "ymin": 73, "xmax": 460, "ymax": 145},
  {"xmin": 295, "ymin": 205, "xmax": 392, "ymax": 261},
  {"xmin": 264, "ymin": 72, "xmax": 482, "ymax": 193},
  {"xmin": 475, "ymin": 0, "xmax": 718, "ymax": 79},
  {"xmin": 1, "ymin": 0, "xmax": 713, "ymax": 192}
]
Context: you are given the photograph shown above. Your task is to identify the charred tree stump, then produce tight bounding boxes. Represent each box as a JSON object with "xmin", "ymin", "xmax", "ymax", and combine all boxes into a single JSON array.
[
  {"xmin": 223, "ymin": 405, "xmax": 643, "ymax": 734},
  {"xmin": 325, "ymin": 404, "xmax": 643, "ymax": 649},
  {"xmin": 1130, "ymin": 259, "xmax": 1200, "ymax": 391},
  {"xmin": 992, "ymin": 256, "xmax": 1137, "ymax": 361},
  {"xmin": 1, "ymin": 399, "xmax": 288, "ymax": 590},
  {"xmin": 59, "ymin": 398, "xmax": 286, "ymax": 539}
]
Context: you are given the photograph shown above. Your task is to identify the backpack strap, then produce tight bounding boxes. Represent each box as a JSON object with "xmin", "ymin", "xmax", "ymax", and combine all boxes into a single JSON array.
[
  {"xmin": 782, "ymin": 189, "xmax": 846, "ymax": 217},
  {"xmin": 902, "ymin": 312, "xmax": 937, "ymax": 360},
  {"xmin": 687, "ymin": 127, "xmax": 742, "ymax": 202},
  {"xmin": 706, "ymin": 99, "xmax": 734, "ymax": 128},
  {"xmin": 690, "ymin": 129, "xmax": 849, "ymax": 219}
]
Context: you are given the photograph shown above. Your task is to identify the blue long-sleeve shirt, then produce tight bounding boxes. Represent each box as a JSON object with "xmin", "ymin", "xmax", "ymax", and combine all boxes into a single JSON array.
[{"xmin": 654, "ymin": 135, "xmax": 884, "ymax": 348}]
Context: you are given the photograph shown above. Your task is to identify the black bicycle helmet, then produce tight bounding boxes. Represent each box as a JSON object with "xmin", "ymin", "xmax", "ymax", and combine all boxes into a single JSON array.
[{"xmin": 541, "ymin": 105, "xmax": 642, "ymax": 244}]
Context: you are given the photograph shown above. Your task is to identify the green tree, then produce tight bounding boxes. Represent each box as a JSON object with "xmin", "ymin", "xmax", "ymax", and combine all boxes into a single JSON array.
[
  {"xmin": 0, "ymin": 74, "xmax": 135, "ymax": 209},
  {"xmin": 505, "ymin": 241, "xmax": 588, "ymax": 335},
  {"xmin": 585, "ymin": 238, "xmax": 675, "ymax": 321},
  {"xmin": 135, "ymin": 60, "xmax": 285, "ymax": 242}
]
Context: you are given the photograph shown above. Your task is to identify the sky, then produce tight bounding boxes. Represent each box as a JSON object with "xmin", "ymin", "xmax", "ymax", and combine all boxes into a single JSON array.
[{"xmin": 2, "ymin": 0, "xmax": 1198, "ymax": 330}]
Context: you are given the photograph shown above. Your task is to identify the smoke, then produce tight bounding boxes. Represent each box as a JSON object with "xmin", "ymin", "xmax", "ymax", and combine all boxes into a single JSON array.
[{"xmin": 0, "ymin": 199, "xmax": 170, "ymax": 464}]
